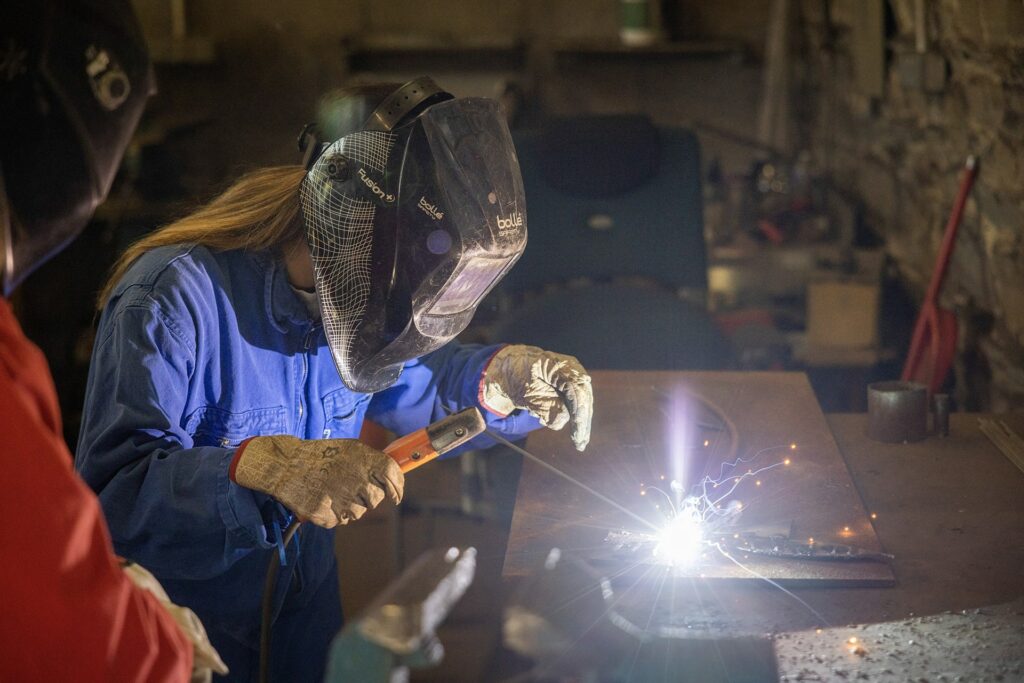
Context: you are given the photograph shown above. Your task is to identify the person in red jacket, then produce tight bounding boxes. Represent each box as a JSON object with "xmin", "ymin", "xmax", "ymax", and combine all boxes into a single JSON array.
[{"xmin": 0, "ymin": 1, "xmax": 224, "ymax": 680}]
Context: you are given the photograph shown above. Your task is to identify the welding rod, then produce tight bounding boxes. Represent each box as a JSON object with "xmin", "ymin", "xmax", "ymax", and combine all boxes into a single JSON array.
[{"xmin": 483, "ymin": 428, "xmax": 660, "ymax": 533}]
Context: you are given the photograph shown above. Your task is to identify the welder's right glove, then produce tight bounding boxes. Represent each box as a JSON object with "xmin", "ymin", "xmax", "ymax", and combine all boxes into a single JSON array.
[{"xmin": 230, "ymin": 436, "xmax": 404, "ymax": 528}]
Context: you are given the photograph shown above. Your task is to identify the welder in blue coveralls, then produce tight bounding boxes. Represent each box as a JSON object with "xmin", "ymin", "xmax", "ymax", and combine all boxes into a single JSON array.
[{"xmin": 75, "ymin": 77, "xmax": 594, "ymax": 682}]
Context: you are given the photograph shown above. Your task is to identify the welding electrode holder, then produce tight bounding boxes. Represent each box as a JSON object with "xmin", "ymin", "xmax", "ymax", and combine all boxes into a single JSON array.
[
  {"xmin": 384, "ymin": 407, "xmax": 486, "ymax": 472},
  {"xmin": 258, "ymin": 408, "xmax": 486, "ymax": 683}
]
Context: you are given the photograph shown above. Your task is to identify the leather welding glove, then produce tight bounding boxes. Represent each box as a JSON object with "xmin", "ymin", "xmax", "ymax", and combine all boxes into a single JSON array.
[
  {"xmin": 481, "ymin": 345, "xmax": 594, "ymax": 451},
  {"xmin": 230, "ymin": 436, "xmax": 404, "ymax": 528},
  {"xmin": 121, "ymin": 561, "xmax": 229, "ymax": 683}
]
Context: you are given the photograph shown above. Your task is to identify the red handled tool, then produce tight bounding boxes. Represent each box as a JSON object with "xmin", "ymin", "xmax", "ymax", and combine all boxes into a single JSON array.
[
  {"xmin": 260, "ymin": 408, "xmax": 486, "ymax": 683},
  {"xmin": 901, "ymin": 156, "xmax": 978, "ymax": 394},
  {"xmin": 383, "ymin": 407, "xmax": 487, "ymax": 472}
]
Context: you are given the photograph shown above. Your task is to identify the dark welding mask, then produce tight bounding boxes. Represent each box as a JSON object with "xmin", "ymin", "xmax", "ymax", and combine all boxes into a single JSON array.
[
  {"xmin": 299, "ymin": 78, "xmax": 527, "ymax": 392},
  {"xmin": 1, "ymin": 0, "xmax": 153, "ymax": 296}
]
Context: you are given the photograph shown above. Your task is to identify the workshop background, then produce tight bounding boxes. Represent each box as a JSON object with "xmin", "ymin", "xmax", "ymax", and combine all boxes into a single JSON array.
[{"xmin": 12, "ymin": 0, "xmax": 1024, "ymax": 681}]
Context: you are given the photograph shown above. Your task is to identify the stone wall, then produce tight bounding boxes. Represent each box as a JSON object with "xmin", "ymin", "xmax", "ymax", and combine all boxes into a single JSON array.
[{"xmin": 797, "ymin": 0, "xmax": 1024, "ymax": 410}]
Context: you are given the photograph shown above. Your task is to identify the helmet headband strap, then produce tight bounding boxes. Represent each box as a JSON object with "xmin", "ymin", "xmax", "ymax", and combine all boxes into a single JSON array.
[
  {"xmin": 300, "ymin": 77, "xmax": 454, "ymax": 169},
  {"xmin": 363, "ymin": 77, "xmax": 452, "ymax": 132}
]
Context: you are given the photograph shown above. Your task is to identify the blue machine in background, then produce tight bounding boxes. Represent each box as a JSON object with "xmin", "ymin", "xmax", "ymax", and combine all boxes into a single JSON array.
[{"xmin": 489, "ymin": 115, "xmax": 731, "ymax": 371}]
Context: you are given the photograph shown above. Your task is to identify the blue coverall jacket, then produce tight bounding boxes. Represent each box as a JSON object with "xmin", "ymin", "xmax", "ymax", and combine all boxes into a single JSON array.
[{"xmin": 75, "ymin": 245, "xmax": 538, "ymax": 682}]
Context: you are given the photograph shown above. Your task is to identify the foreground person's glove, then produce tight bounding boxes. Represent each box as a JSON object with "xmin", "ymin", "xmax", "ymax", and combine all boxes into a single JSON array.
[
  {"xmin": 230, "ymin": 436, "xmax": 404, "ymax": 527},
  {"xmin": 122, "ymin": 561, "xmax": 229, "ymax": 683},
  {"xmin": 480, "ymin": 345, "xmax": 594, "ymax": 451}
]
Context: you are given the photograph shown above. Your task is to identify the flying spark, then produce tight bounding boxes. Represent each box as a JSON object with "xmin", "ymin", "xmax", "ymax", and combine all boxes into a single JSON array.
[{"xmin": 636, "ymin": 443, "xmax": 798, "ymax": 567}]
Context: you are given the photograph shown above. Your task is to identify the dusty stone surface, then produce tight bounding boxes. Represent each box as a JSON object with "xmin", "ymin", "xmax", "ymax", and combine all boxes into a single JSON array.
[
  {"xmin": 797, "ymin": 0, "xmax": 1024, "ymax": 410},
  {"xmin": 775, "ymin": 599, "xmax": 1024, "ymax": 682}
]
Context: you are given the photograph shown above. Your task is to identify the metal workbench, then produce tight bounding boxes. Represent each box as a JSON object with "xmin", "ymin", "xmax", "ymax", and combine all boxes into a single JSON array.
[{"xmin": 500, "ymin": 372, "xmax": 1024, "ymax": 680}]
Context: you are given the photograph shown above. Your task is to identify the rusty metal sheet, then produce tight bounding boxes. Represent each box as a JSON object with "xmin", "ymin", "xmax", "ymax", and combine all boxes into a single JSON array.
[{"xmin": 502, "ymin": 371, "xmax": 895, "ymax": 586}]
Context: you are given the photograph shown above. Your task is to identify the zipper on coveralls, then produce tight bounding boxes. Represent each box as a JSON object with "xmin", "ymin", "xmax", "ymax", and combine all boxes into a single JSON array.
[{"xmin": 297, "ymin": 323, "xmax": 319, "ymax": 427}]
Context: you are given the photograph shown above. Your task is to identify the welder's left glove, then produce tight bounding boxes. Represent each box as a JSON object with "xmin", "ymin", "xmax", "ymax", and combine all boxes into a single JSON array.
[{"xmin": 480, "ymin": 345, "xmax": 593, "ymax": 451}]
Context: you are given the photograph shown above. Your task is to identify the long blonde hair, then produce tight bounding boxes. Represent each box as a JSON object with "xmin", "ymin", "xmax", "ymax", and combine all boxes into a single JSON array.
[{"xmin": 97, "ymin": 165, "xmax": 307, "ymax": 308}]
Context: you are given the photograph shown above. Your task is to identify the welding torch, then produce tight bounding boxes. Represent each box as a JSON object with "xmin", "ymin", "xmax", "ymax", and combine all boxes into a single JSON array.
[
  {"xmin": 382, "ymin": 406, "xmax": 486, "ymax": 473},
  {"xmin": 259, "ymin": 408, "xmax": 486, "ymax": 683}
]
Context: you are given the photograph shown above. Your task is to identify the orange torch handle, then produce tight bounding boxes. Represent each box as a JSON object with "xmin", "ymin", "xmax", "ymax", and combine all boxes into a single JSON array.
[
  {"xmin": 382, "ymin": 407, "xmax": 486, "ymax": 473},
  {"xmin": 384, "ymin": 429, "xmax": 438, "ymax": 472}
]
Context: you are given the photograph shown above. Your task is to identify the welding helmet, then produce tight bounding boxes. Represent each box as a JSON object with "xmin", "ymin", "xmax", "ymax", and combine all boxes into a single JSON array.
[
  {"xmin": 299, "ymin": 78, "xmax": 527, "ymax": 392},
  {"xmin": 0, "ymin": 0, "xmax": 153, "ymax": 296}
]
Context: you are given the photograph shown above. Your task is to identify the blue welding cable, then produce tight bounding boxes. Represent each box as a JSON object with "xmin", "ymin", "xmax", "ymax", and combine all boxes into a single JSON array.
[
  {"xmin": 272, "ymin": 519, "xmax": 287, "ymax": 567},
  {"xmin": 260, "ymin": 519, "xmax": 302, "ymax": 683}
]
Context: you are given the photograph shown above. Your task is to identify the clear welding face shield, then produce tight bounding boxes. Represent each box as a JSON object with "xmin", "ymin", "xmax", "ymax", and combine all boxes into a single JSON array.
[{"xmin": 299, "ymin": 78, "xmax": 527, "ymax": 392}]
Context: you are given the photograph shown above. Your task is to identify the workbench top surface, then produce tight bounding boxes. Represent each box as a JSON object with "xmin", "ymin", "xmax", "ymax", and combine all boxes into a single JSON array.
[
  {"xmin": 503, "ymin": 376, "xmax": 1024, "ymax": 636},
  {"xmin": 816, "ymin": 412, "xmax": 1024, "ymax": 625},
  {"xmin": 504, "ymin": 371, "xmax": 893, "ymax": 586}
]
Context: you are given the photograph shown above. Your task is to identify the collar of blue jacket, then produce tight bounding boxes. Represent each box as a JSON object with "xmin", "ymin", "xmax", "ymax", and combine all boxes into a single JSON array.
[{"xmin": 258, "ymin": 249, "xmax": 319, "ymax": 332}]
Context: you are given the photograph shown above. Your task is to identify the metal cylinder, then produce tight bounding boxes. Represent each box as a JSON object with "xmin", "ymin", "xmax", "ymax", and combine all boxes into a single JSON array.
[
  {"xmin": 867, "ymin": 381, "xmax": 928, "ymax": 443},
  {"xmin": 933, "ymin": 393, "xmax": 950, "ymax": 437}
]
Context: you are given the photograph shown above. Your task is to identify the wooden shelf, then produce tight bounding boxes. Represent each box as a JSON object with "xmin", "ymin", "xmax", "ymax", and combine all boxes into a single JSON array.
[
  {"xmin": 342, "ymin": 35, "xmax": 748, "ymax": 73},
  {"xmin": 343, "ymin": 35, "xmax": 526, "ymax": 72},
  {"xmin": 551, "ymin": 38, "xmax": 748, "ymax": 61}
]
